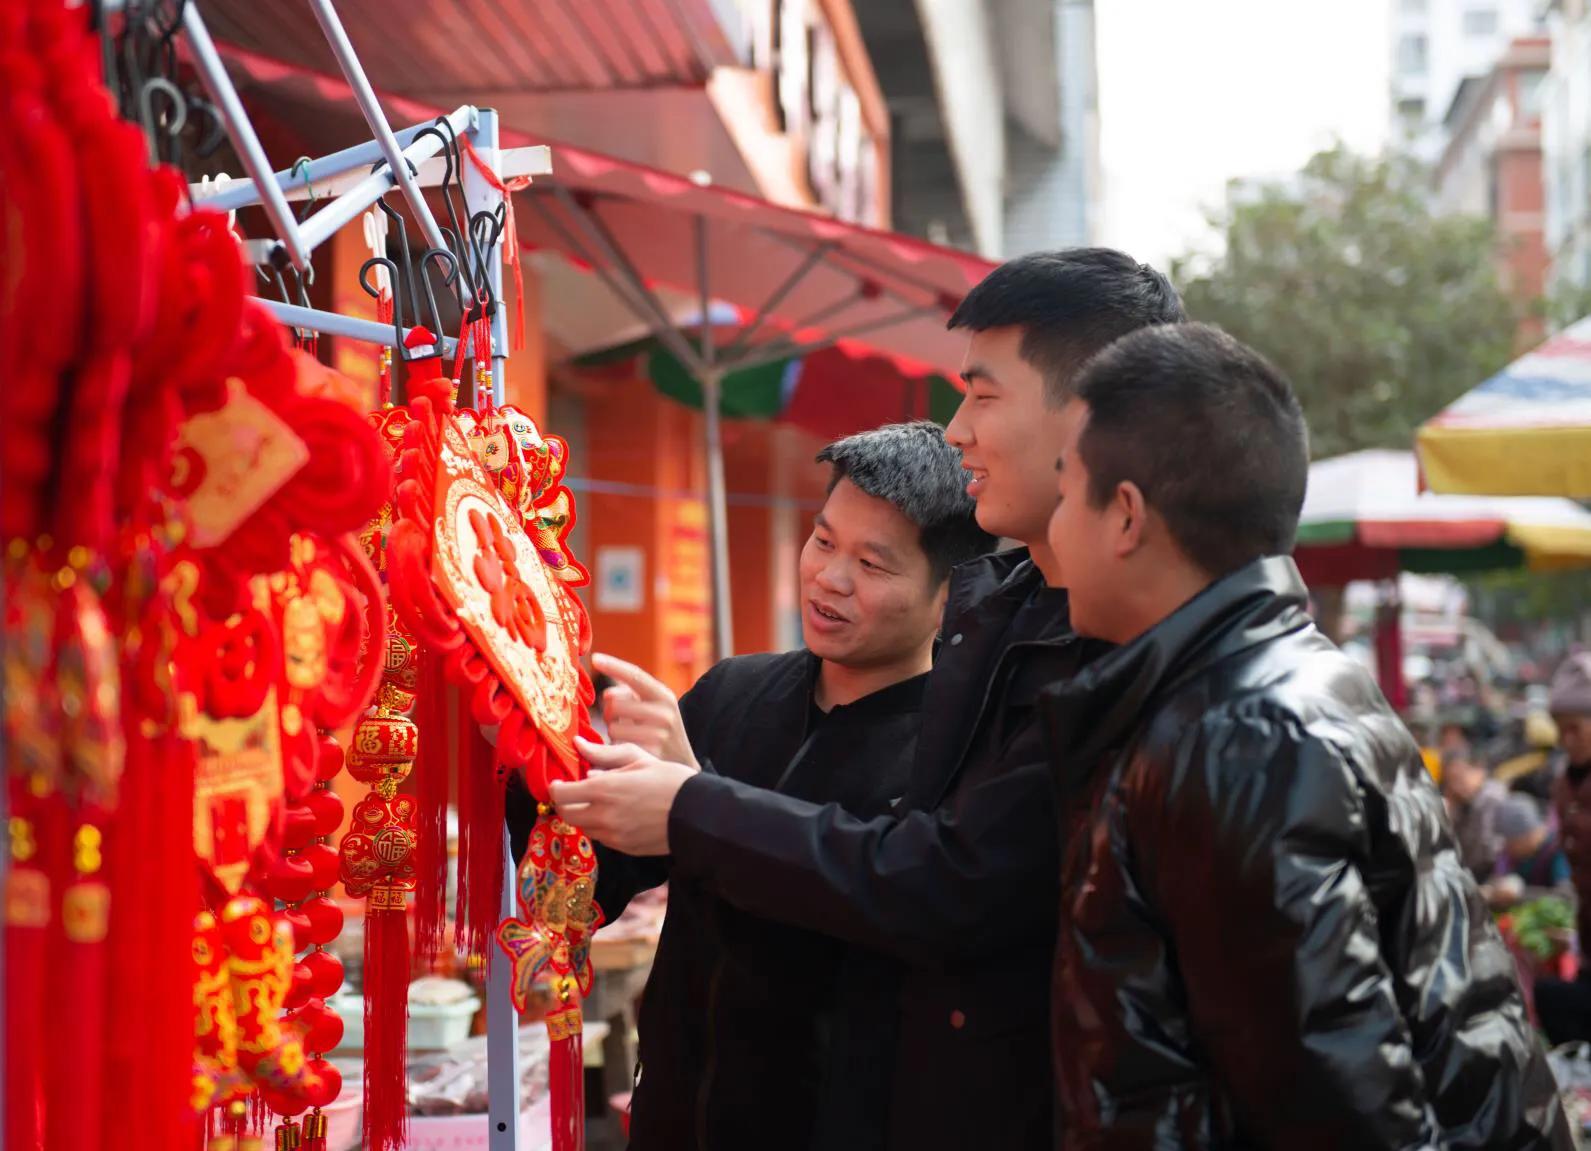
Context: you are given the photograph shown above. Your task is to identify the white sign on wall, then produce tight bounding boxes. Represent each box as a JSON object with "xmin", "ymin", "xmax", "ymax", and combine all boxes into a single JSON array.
[{"xmin": 595, "ymin": 546, "xmax": 645, "ymax": 613}]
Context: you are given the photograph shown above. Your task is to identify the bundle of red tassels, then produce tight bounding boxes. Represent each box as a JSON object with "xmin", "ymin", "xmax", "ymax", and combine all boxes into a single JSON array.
[
  {"xmin": 6, "ymin": 3, "xmax": 607, "ymax": 1149},
  {"xmin": 3, "ymin": 2, "xmax": 391, "ymax": 1149}
]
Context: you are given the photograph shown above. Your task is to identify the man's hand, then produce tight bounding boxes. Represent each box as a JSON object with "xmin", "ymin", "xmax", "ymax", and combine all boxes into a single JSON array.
[
  {"xmin": 594, "ymin": 652, "xmax": 700, "ymax": 769},
  {"xmin": 551, "ymin": 737, "xmax": 697, "ymax": 856}
]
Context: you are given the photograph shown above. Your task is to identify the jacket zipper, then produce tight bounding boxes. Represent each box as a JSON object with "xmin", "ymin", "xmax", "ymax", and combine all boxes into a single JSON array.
[{"xmin": 927, "ymin": 637, "xmax": 1069, "ymax": 808}]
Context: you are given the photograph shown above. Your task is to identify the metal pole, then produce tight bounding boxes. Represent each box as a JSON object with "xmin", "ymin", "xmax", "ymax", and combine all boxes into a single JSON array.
[
  {"xmin": 722, "ymin": 304, "xmax": 939, "ymax": 375},
  {"xmin": 260, "ymin": 300, "xmax": 457, "ymax": 356},
  {"xmin": 761, "ymin": 227, "xmax": 955, "ymax": 308},
  {"xmin": 698, "ymin": 216, "xmax": 735, "ymax": 659},
  {"xmin": 548, "ymin": 186, "xmax": 713, "ymax": 378},
  {"xmin": 295, "ymin": 121, "xmax": 463, "ymax": 256},
  {"xmin": 180, "ymin": 3, "xmax": 310, "ymax": 270},
  {"xmin": 305, "ymin": 0, "xmax": 451, "ymax": 254},
  {"xmin": 193, "ymin": 144, "xmax": 551, "ymax": 214},
  {"xmin": 190, "ymin": 106, "xmax": 476, "ymax": 214},
  {"xmin": 475, "ymin": 114, "xmax": 517, "ymax": 1150},
  {"xmin": 485, "ymin": 829, "xmax": 524, "ymax": 1151},
  {"xmin": 528, "ymin": 194, "xmax": 710, "ymax": 380},
  {"xmin": 719, "ymin": 240, "xmax": 836, "ymax": 361},
  {"xmin": 461, "ymin": 109, "xmax": 509, "ymax": 405}
]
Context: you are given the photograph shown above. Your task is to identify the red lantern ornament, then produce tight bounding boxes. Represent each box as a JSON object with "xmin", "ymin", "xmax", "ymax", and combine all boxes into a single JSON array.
[{"xmin": 337, "ymin": 630, "xmax": 421, "ymax": 1151}]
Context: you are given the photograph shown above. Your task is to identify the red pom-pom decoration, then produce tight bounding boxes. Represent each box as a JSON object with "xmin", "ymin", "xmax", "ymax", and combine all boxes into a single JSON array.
[
  {"xmin": 303, "ymin": 1059, "xmax": 343, "ymax": 1110},
  {"xmin": 300, "ymin": 949, "xmax": 344, "ymax": 1000},
  {"xmin": 265, "ymin": 854, "xmax": 317, "ymax": 905},
  {"xmin": 297, "ymin": 896, "xmax": 344, "ymax": 947}
]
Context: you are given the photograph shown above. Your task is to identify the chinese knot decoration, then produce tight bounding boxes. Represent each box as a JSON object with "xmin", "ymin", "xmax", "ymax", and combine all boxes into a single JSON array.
[
  {"xmin": 382, "ymin": 342, "xmax": 599, "ymax": 1151},
  {"xmin": 334, "ymin": 621, "xmax": 421, "ymax": 1151}
]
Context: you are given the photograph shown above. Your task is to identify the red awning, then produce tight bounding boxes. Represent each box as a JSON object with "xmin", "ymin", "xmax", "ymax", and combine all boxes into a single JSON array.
[
  {"xmin": 512, "ymin": 142, "xmax": 993, "ymax": 377},
  {"xmin": 216, "ymin": 44, "xmax": 996, "ymax": 380}
]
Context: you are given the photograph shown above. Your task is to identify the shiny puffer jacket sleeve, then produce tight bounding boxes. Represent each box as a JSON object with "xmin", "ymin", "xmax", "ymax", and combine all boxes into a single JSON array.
[{"xmin": 1127, "ymin": 702, "xmax": 1568, "ymax": 1151}]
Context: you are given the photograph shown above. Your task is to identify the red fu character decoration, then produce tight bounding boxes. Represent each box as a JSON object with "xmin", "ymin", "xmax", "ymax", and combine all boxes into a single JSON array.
[{"xmin": 385, "ymin": 338, "xmax": 598, "ymax": 1151}]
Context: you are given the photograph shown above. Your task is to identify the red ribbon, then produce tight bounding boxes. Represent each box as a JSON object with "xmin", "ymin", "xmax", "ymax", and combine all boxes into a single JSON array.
[{"xmin": 458, "ymin": 134, "xmax": 529, "ymax": 353}]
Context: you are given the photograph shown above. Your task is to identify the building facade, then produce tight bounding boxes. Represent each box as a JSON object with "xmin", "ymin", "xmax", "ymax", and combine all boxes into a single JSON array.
[
  {"xmin": 1391, "ymin": 0, "xmax": 1544, "ymax": 161},
  {"xmin": 855, "ymin": 0, "xmax": 1100, "ymax": 258},
  {"xmin": 1542, "ymin": 0, "xmax": 1591, "ymax": 295},
  {"xmin": 1433, "ymin": 37, "xmax": 1552, "ymax": 340}
]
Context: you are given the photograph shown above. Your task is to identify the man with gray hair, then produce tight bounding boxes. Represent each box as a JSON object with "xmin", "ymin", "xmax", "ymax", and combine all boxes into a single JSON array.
[{"xmin": 508, "ymin": 421, "xmax": 995, "ymax": 1150}]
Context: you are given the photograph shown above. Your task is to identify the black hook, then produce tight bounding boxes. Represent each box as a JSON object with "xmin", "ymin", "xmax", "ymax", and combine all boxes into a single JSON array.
[
  {"xmin": 416, "ymin": 247, "xmax": 459, "ymax": 341},
  {"xmin": 138, "ymin": 76, "xmax": 186, "ymax": 165},
  {"xmin": 260, "ymin": 265, "xmax": 310, "ymax": 346},
  {"xmin": 290, "ymin": 265, "xmax": 314, "ymax": 310},
  {"xmin": 372, "ymin": 166, "xmax": 426, "ymax": 343},
  {"xmin": 150, "ymin": 0, "xmax": 185, "ymax": 45},
  {"xmin": 359, "ymin": 257, "xmax": 407, "ymax": 350},
  {"xmin": 411, "ymin": 122, "xmax": 479, "ymax": 309},
  {"xmin": 464, "ymin": 206, "xmax": 505, "ymax": 320},
  {"xmin": 188, "ymin": 99, "xmax": 227, "ymax": 158}
]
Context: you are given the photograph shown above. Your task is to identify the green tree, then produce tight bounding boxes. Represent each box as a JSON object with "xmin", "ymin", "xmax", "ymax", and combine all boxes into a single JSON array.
[{"xmin": 1171, "ymin": 146, "xmax": 1519, "ymax": 459}]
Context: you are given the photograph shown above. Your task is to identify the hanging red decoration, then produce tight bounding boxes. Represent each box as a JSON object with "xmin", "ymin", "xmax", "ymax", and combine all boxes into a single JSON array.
[
  {"xmin": 382, "ymin": 340, "xmax": 600, "ymax": 1150},
  {"xmin": 338, "ymin": 621, "xmax": 422, "ymax": 1151},
  {"xmin": 497, "ymin": 812, "xmax": 603, "ymax": 1151}
]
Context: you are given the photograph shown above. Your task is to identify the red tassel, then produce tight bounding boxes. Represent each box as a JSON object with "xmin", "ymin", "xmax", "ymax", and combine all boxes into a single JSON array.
[
  {"xmin": 101, "ymin": 726, "xmax": 199, "ymax": 1151},
  {"xmin": 455, "ymin": 722, "xmax": 503, "ymax": 964},
  {"xmin": 99, "ymin": 732, "xmax": 148, "ymax": 1150},
  {"xmin": 411, "ymin": 653, "xmax": 448, "ymax": 964},
  {"xmin": 5, "ymin": 841, "xmax": 48, "ymax": 1151},
  {"xmin": 48, "ymin": 863, "xmax": 110, "ymax": 1151},
  {"xmin": 362, "ymin": 900, "xmax": 411, "ymax": 1151},
  {"xmin": 547, "ymin": 1013, "xmax": 586, "ymax": 1151},
  {"xmin": 451, "ymin": 684, "xmax": 474, "ymax": 957}
]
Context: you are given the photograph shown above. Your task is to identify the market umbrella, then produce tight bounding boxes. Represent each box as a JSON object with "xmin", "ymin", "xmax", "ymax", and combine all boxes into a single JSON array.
[
  {"xmin": 1416, "ymin": 315, "xmax": 1591, "ymax": 497},
  {"xmin": 1295, "ymin": 449, "xmax": 1591, "ymax": 707},
  {"xmin": 1294, "ymin": 449, "xmax": 1591, "ymax": 587},
  {"xmin": 571, "ymin": 323, "xmax": 965, "ymax": 442}
]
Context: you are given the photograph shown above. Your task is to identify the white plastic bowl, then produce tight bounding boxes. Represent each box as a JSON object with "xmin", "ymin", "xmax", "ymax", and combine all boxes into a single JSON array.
[{"xmin": 407, "ymin": 995, "xmax": 482, "ymax": 1051}]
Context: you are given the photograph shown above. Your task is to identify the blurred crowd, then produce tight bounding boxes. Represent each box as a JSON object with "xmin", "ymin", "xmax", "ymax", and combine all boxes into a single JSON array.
[{"xmin": 1437, "ymin": 650, "xmax": 1591, "ymax": 1045}]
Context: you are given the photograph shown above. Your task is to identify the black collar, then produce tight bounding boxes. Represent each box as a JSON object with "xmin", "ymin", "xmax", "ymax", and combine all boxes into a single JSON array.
[
  {"xmin": 1042, "ymin": 556, "xmax": 1313, "ymax": 772},
  {"xmin": 812, "ymin": 664, "xmax": 931, "ymax": 722},
  {"xmin": 944, "ymin": 547, "xmax": 1046, "ymax": 621}
]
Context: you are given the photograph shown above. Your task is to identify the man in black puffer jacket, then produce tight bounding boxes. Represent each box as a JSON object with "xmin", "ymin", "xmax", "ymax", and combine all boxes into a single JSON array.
[
  {"xmin": 511, "ymin": 422, "xmax": 994, "ymax": 1151},
  {"xmin": 1040, "ymin": 322, "xmax": 1569, "ymax": 1149}
]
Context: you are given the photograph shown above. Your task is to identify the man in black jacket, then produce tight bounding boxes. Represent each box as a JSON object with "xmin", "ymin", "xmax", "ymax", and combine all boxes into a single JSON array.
[
  {"xmin": 1040, "ymin": 322, "xmax": 1569, "ymax": 1149},
  {"xmin": 512, "ymin": 422, "xmax": 994, "ymax": 1151},
  {"xmin": 556, "ymin": 250, "xmax": 1186, "ymax": 1149}
]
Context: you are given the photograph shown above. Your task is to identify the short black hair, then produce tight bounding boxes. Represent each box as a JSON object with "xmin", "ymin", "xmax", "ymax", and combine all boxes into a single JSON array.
[
  {"xmin": 1071, "ymin": 323, "xmax": 1309, "ymax": 579},
  {"xmin": 948, "ymin": 248, "xmax": 1186, "ymax": 407},
  {"xmin": 817, "ymin": 421, "xmax": 996, "ymax": 582}
]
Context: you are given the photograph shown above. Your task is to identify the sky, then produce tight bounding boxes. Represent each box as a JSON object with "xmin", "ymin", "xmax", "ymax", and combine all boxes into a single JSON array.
[{"xmin": 1093, "ymin": 0, "xmax": 1394, "ymax": 268}]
